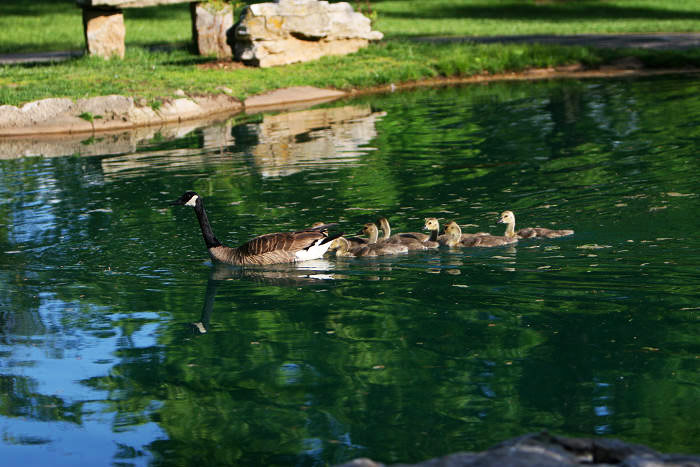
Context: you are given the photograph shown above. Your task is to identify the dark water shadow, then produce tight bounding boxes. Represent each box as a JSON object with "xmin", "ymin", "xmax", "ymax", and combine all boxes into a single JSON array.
[
  {"xmin": 188, "ymin": 261, "xmax": 338, "ymax": 335},
  {"xmin": 381, "ymin": 3, "xmax": 700, "ymax": 21}
]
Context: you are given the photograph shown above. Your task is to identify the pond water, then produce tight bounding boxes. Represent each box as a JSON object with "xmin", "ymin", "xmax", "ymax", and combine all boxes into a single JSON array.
[{"xmin": 1, "ymin": 75, "xmax": 699, "ymax": 466}]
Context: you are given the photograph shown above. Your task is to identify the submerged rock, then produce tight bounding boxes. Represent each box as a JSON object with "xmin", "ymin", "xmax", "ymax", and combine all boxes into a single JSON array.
[{"xmin": 336, "ymin": 432, "xmax": 700, "ymax": 467}]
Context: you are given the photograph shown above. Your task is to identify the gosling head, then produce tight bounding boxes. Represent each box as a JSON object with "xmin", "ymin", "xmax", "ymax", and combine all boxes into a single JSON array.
[
  {"xmin": 361, "ymin": 223, "xmax": 379, "ymax": 236},
  {"xmin": 498, "ymin": 210, "xmax": 515, "ymax": 225},
  {"xmin": 171, "ymin": 191, "xmax": 200, "ymax": 207},
  {"xmin": 330, "ymin": 237, "xmax": 349, "ymax": 251},
  {"xmin": 444, "ymin": 221, "xmax": 462, "ymax": 238},
  {"xmin": 424, "ymin": 217, "xmax": 440, "ymax": 231}
]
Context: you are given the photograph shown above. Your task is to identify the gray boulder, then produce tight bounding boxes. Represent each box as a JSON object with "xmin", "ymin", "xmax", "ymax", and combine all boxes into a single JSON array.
[{"xmin": 336, "ymin": 432, "xmax": 700, "ymax": 467}]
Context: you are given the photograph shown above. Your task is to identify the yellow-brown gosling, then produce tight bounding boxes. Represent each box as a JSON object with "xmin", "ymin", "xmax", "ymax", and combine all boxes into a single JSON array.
[
  {"xmin": 376, "ymin": 217, "xmax": 430, "ymax": 250},
  {"xmin": 445, "ymin": 220, "xmax": 518, "ymax": 247},
  {"xmin": 172, "ymin": 191, "xmax": 340, "ymax": 266},
  {"xmin": 331, "ymin": 236, "xmax": 408, "ymax": 257},
  {"xmin": 498, "ymin": 210, "xmax": 574, "ymax": 239},
  {"xmin": 361, "ymin": 223, "xmax": 411, "ymax": 254},
  {"xmin": 422, "ymin": 218, "xmax": 448, "ymax": 248}
]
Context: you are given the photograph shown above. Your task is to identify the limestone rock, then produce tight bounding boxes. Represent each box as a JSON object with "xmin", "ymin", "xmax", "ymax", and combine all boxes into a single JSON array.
[
  {"xmin": 83, "ymin": 8, "xmax": 126, "ymax": 59},
  {"xmin": 193, "ymin": 2, "xmax": 234, "ymax": 58},
  {"xmin": 234, "ymin": 0, "xmax": 383, "ymax": 67},
  {"xmin": 244, "ymin": 86, "xmax": 346, "ymax": 109},
  {"xmin": 77, "ymin": 95, "xmax": 135, "ymax": 120},
  {"xmin": 0, "ymin": 98, "xmax": 75, "ymax": 129},
  {"xmin": 0, "ymin": 94, "xmax": 242, "ymax": 137}
]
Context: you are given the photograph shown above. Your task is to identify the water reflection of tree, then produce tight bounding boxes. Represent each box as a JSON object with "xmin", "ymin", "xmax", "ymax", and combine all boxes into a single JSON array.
[
  {"xmin": 72, "ymin": 262, "xmax": 543, "ymax": 465},
  {"xmin": 0, "ymin": 78, "xmax": 699, "ymax": 463}
]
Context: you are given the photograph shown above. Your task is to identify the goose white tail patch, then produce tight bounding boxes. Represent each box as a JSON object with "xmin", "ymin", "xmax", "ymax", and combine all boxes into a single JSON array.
[
  {"xmin": 295, "ymin": 238, "xmax": 333, "ymax": 262},
  {"xmin": 185, "ymin": 194, "xmax": 199, "ymax": 207}
]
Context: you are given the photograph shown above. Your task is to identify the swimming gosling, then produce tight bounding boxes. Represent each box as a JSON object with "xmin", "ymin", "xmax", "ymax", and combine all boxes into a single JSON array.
[
  {"xmin": 445, "ymin": 220, "xmax": 517, "ymax": 247},
  {"xmin": 376, "ymin": 217, "xmax": 429, "ymax": 250},
  {"xmin": 498, "ymin": 210, "xmax": 574, "ymax": 239},
  {"xmin": 360, "ymin": 223, "xmax": 411, "ymax": 254},
  {"xmin": 331, "ymin": 236, "xmax": 407, "ymax": 257}
]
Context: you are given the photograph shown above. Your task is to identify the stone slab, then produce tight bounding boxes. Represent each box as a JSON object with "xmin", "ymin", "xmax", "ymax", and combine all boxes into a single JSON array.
[
  {"xmin": 244, "ymin": 86, "xmax": 347, "ymax": 110},
  {"xmin": 83, "ymin": 8, "xmax": 126, "ymax": 58},
  {"xmin": 192, "ymin": 2, "xmax": 233, "ymax": 58},
  {"xmin": 0, "ymin": 94, "xmax": 242, "ymax": 137}
]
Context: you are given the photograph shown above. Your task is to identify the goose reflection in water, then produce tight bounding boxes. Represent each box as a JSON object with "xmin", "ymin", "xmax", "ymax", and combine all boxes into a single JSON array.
[{"xmin": 189, "ymin": 260, "xmax": 340, "ymax": 335}]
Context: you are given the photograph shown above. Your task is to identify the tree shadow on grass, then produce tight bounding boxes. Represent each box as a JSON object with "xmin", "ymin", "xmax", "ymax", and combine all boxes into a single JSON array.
[{"xmin": 381, "ymin": 3, "xmax": 700, "ymax": 22}]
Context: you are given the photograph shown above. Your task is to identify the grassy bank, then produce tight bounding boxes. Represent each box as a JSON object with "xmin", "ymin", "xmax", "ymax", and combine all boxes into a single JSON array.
[{"xmin": 1, "ymin": 0, "xmax": 700, "ymax": 107}]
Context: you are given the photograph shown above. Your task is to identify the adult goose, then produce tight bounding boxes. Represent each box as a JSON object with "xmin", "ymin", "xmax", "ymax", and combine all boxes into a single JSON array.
[
  {"xmin": 498, "ymin": 210, "xmax": 574, "ymax": 240},
  {"xmin": 331, "ymin": 236, "xmax": 407, "ymax": 257},
  {"xmin": 376, "ymin": 217, "xmax": 429, "ymax": 250},
  {"xmin": 171, "ymin": 191, "xmax": 340, "ymax": 266}
]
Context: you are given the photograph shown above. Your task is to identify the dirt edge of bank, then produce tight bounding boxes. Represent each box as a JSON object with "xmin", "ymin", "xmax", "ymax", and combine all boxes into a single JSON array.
[{"xmin": 1, "ymin": 65, "xmax": 698, "ymax": 138}]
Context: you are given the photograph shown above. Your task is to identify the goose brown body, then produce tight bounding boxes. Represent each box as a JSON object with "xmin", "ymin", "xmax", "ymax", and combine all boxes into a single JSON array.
[
  {"xmin": 172, "ymin": 191, "xmax": 338, "ymax": 266},
  {"xmin": 208, "ymin": 230, "xmax": 334, "ymax": 265},
  {"xmin": 498, "ymin": 210, "xmax": 574, "ymax": 239}
]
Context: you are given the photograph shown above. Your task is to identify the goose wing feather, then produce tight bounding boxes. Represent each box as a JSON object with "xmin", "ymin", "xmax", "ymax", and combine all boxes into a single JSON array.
[{"xmin": 238, "ymin": 230, "xmax": 326, "ymax": 258}]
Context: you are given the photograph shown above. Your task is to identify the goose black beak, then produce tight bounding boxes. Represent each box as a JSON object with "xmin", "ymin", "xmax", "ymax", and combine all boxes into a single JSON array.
[{"xmin": 170, "ymin": 194, "xmax": 189, "ymax": 206}]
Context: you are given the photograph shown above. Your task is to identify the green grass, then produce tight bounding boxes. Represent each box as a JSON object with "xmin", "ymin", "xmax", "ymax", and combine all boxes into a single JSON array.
[
  {"xmin": 2, "ymin": 0, "xmax": 699, "ymax": 54},
  {"xmin": 1, "ymin": 0, "xmax": 699, "ymax": 107}
]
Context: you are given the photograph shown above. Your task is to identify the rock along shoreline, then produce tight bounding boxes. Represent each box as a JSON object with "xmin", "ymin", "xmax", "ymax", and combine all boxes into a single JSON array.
[{"xmin": 1, "ymin": 65, "xmax": 698, "ymax": 138}]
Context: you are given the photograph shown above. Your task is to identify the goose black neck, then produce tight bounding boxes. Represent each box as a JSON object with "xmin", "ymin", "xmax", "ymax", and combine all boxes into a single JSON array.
[{"xmin": 193, "ymin": 198, "xmax": 222, "ymax": 249}]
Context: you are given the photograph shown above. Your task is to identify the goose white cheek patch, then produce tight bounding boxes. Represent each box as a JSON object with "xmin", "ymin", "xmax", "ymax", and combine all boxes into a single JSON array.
[{"xmin": 185, "ymin": 194, "xmax": 199, "ymax": 207}]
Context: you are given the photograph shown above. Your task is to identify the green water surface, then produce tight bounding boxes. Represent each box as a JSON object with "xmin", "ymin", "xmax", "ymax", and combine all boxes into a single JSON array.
[{"xmin": 0, "ymin": 75, "xmax": 698, "ymax": 466}]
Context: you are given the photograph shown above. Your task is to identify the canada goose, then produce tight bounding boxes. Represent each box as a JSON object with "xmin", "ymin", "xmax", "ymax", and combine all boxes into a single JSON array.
[
  {"xmin": 360, "ymin": 223, "xmax": 410, "ymax": 254},
  {"xmin": 445, "ymin": 220, "xmax": 518, "ymax": 247},
  {"xmin": 331, "ymin": 236, "xmax": 407, "ymax": 257},
  {"xmin": 376, "ymin": 217, "xmax": 429, "ymax": 250},
  {"xmin": 171, "ymin": 191, "xmax": 340, "ymax": 266},
  {"xmin": 498, "ymin": 210, "xmax": 574, "ymax": 239}
]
